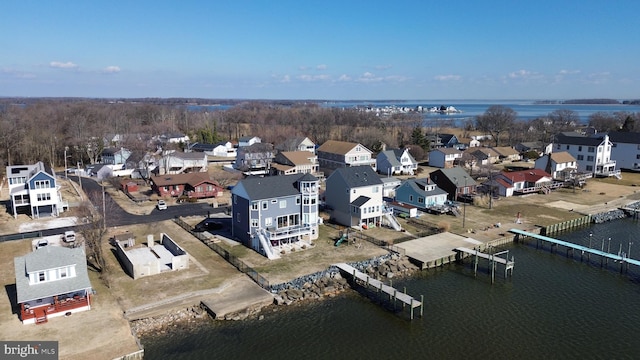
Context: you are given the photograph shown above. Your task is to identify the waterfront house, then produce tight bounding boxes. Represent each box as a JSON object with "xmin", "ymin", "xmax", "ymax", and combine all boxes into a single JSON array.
[
  {"xmin": 429, "ymin": 167, "xmax": 477, "ymax": 201},
  {"xmin": 14, "ymin": 246, "xmax": 93, "ymax": 324},
  {"xmin": 380, "ymin": 176, "xmax": 402, "ymax": 198},
  {"xmin": 428, "ymin": 148, "xmax": 463, "ymax": 168},
  {"xmin": 231, "ymin": 174, "xmax": 320, "ymax": 259},
  {"xmin": 317, "ymin": 140, "xmax": 376, "ymax": 172},
  {"xmin": 271, "ymin": 151, "xmax": 320, "ymax": 176},
  {"xmin": 7, "ymin": 162, "xmax": 67, "ymax": 219},
  {"xmin": 150, "ymin": 172, "xmax": 222, "ymax": 199},
  {"xmin": 552, "ymin": 132, "xmax": 619, "ymax": 178},
  {"xmin": 234, "ymin": 143, "xmax": 275, "ymax": 175},
  {"xmin": 189, "ymin": 141, "xmax": 237, "ymax": 158},
  {"xmin": 606, "ymin": 131, "xmax": 640, "ymax": 171},
  {"xmin": 394, "ymin": 178, "xmax": 448, "ymax": 209},
  {"xmin": 275, "ymin": 136, "xmax": 316, "ymax": 153},
  {"xmin": 376, "ymin": 148, "xmax": 418, "ymax": 175},
  {"xmin": 534, "ymin": 152, "xmax": 579, "ymax": 181},
  {"xmin": 489, "ymin": 169, "xmax": 555, "ymax": 197},
  {"xmin": 325, "ymin": 166, "xmax": 384, "ymax": 228}
]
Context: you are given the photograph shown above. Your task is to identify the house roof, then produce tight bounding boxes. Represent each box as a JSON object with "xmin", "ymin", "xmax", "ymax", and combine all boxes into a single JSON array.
[
  {"xmin": 470, "ymin": 147, "xmax": 500, "ymax": 158},
  {"xmin": 317, "ymin": 140, "xmax": 369, "ymax": 155},
  {"xmin": 430, "ymin": 167, "xmax": 477, "ymax": 187},
  {"xmin": 549, "ymin": 151, "xmax": 576, "ymax": 164},
  {"xmin": 379, "ymin": 149, "xmax": 417, "ymax": 166},
  {"xmin": 189, "ymin": 143, "xmax": 218, "ymax": 152},
  {"xmin": 277, "ymin": 151, "xmax": 315, "ymax": 165},
  {"xmin": 275, "ymin": 137, "xmax": 314, "ymax": 151},
  {"xmin": 239, "ymin": 143, "xmax": 274, "ymax": 153},
  {"xmin": 607, "ymin": 131, "xmax": 640, "ymax": 144},
  {"xmin": 403, "ymin": 178, "xmax": 448, "ymax": 197},
  {"xmin": 432, "ymin": 148, "xmax": 462, "ymax": 155},
  {"xmin": 554, "ymin": 133, "xmax": 603, "ymax": 146},
  {"xmin": 329, "ymin": 166, "xmax": 383, "ymax": 188},
  {"xmin": 151, "ymin": 172, "xmax": 213, "ymax": 187},
  {"xmin": 501, "ymin": 168, "xmax": 552, "ymax": 183},
  {"xmin": 232, "ymin": 173, "xmax": 316, "ymax": 201},
  {"xmin": 491, "ymin": 147, "xmax": 520, "ymax": 157},
  {"xmin": 7, "ymin": 161, "xmax": 55, "ymax": 181},
  {"xmin": 169, "ymin": 152, "xmax": 206, "ymax": 160},
  {"xmin": 14, "ymin": 246, "xmax": 93, "ymax": 303}
]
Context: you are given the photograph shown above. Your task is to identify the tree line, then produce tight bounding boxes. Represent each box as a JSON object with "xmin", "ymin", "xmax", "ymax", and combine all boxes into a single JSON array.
[{"xmin": 1, "ymin": 99, "xmax": 639, "ymax": 177}]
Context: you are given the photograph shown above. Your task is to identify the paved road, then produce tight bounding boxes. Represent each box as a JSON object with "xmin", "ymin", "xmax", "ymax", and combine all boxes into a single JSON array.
[{"xmin": 1, "ymin": 176, "xmax": 228, "ymax": 240}]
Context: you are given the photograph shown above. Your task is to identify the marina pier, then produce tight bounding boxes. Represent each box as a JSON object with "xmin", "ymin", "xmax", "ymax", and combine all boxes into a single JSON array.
[{"xmin": 510, "ymin": 229, "xmax": 640, "ymax": 272}]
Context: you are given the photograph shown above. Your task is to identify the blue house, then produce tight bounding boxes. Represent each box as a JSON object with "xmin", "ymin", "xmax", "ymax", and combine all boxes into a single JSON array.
[
  {"xmin": 231, "ymin": 174, "xmax": 320, "ymax": 259},
  {"xmin": 394, "ymin": 178, "xmax": 448, "ymax": 209},
  {"xmin": 7, "ymin": 162, "xmax": 67, "ymax": 219}
]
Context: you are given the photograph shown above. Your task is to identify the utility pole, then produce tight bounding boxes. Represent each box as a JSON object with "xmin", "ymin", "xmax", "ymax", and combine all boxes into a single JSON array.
[{"xmin": 77, "ymin": 162, "xmax": 83, "ymax": 201}]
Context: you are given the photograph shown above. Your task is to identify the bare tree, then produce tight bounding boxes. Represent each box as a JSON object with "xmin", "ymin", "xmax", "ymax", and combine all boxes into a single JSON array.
[{"xmin": 475, "ymin": 105, "xmax": 517, "ymax": 146}]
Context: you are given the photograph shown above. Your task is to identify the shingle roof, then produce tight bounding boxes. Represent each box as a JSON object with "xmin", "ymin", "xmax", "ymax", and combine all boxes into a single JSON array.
[
  {"xmin": 317, "ymin": 140, "xmax": 367, "ymax": 155},
  {"xmin": 151, "ymin": 172, "xmax": 211, "ymax": 187},
  {"xmin": 14, "ymin": 246, "xmax": 93, "ymax": 303},
  {"xmin": 330, "ymin": 166, "xmax": 382, "ymax": 188},
  {"xmin": 607, "ymin": 131, "xmax": 640, "ymax": 144},
  {"xmin": 554, "ymin": 133, "xmax": 603, "ymax": 146},
  {"xmin": 234, "ymin": 174, "xmax": 317, "ymax": 200},
  {"xmin": 278, "ymin": 151, "xmax": 315, "ymax": 165},
  {"xmin": 491, "ymin": 147, "xmax": 520, "ymax": 157},
  {"xmin": 431, "ymin": 167, "xmax": 477, "ymax": 187},
  {"xmin": 404, "ymin": 178, "xmax": 448, "ymax": 196},
  {"xmin": 501, "ymin": 168, "xmax": 552, "ymax": 183},
  {"xmin": 549, "ymin": 151, "xmax": 576, "ymax": 164}
]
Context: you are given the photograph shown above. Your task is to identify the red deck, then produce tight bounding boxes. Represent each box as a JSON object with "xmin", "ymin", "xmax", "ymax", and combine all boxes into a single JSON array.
[{"xmin": 21, "ymin": 295, "xmax": 91, "ymax": 324}]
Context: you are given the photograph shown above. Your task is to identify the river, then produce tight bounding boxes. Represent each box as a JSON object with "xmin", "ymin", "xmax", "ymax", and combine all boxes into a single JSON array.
[{"xmin": 142, "ymin": 218, "xmax": 640, "ymax": 359}]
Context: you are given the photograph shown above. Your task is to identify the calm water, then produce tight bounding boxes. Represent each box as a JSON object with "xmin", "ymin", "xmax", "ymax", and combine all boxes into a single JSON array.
[{"xmin": 143, "ymin": 219, "xmax": 640, "ymax": 359}]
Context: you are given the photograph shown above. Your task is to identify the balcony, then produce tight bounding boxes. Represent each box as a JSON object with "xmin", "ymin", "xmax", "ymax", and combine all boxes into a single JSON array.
[{"xmin": 264, "ymin": 224, "xmax": 313, "ymax": 241}]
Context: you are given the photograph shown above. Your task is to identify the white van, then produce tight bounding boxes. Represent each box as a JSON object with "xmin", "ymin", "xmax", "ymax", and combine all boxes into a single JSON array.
[{"xmin": 63, "ymin": 231, "xmax": 76, "ymax": 243}]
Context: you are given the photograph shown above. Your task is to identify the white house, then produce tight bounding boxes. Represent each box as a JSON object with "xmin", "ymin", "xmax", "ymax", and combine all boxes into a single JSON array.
[
  {"xmin": 14, "ymin": 246, "xmax": 93, "ymax": 324},
  {"xmin": 552, "ymin": 132, "xmax": 619, "ymax": 178},
  {"xmin": 376, "ymin": 148, "xmax": 418, "ymax": 175},
  {"xmin": 156, "ymin": 151, "xmax": 207, "ymax": 175},
  {"xmin": 276, "ymin": 137, "xmax": 316, "ymax": 153},
  {"xmin": 607, "ymin": 131, "xmax": 640, "ymax": 171},
  {"xmin": 317, "ymin": 140, "xmax": 376, "ymax": 171},
  {"xmin": 238, "ymin": 136, "xmax": 261, "ymax": 148},
  {"xmin": 325, "ymin": 166, "xmax": 384, "ymax": 228},
  {"xmin": 490, "ymin": 169, "xmax": 555, "ymax": 197},
  {"xmin": 6, "ymin": 162, "xmax": 67, "ymax": 219},
  {"xmin": 534, "ymin": 151, "xmax": 578, "ymax": 181},
  {"xmin": 428, "ymin": 148, "xmax": 463, "ymax": 168}
]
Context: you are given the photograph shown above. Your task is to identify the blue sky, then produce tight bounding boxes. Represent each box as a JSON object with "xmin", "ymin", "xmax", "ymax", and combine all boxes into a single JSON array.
[{"xmin": 1, "ymin": 0, "xmax": 639, "ymax": 100}]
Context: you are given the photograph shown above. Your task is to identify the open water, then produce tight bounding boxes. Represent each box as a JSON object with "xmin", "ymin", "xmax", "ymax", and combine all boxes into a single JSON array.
[{"xmin": 142, "ymin": 218, "xmax": 640, "ymax": 360}]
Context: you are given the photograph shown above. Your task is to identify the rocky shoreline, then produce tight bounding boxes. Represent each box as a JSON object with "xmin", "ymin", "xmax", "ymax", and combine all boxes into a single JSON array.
[
  {"xmin": 131, "ymin": 254, "xmax": 420, "ymax": 337},
  {"xmin": 592, "ymin": 201, "xmax": 640, "ymax": 223}
]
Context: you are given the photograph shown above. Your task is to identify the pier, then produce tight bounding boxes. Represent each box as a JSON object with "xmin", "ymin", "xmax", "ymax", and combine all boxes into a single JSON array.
[
  {"xmin": 509, "ymin": 228, "xmax": 640, "ymax": 272},
  {"xmin": 454, "ymin": 247, "xmax": 514, "ymax": 282},
  {"xmin": 333, "ymin": 263, "xmax": 423, "ymax": 320}
]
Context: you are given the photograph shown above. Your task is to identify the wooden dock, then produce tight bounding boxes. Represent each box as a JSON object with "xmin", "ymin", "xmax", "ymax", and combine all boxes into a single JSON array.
[
  {"xmin": 333, "ymin": 263, "xmax": 423, "ymax": 319},
  {"xmin": 510, "ymin": 228, "xmax": 640, "ymax": 272},
  {"xmin": 454, "ymin": 247, "xmax": 515, "ymax": 282}
]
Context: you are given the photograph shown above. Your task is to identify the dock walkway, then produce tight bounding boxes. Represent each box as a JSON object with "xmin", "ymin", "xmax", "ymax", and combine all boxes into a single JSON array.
[
  {"xmin": 509, "ymin": 228, "xmax": 640, "ymax": 269},
  {"xmin": 334, "ymin": 263, "xmax": 423, "ymax": 319},
  {"xmin": 454, "ymin": 247, "xmax": 515, "ymax": 281}
]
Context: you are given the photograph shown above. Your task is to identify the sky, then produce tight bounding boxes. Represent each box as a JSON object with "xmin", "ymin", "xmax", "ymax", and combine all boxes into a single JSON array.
[{"xmin": 1, "ymin": 0, "xmax": 640, "ymax": 100}]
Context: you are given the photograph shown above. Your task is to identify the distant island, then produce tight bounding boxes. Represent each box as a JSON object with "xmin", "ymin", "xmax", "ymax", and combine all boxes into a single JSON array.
[{"xmin": 534, "ymin": 99, "xmax": 639, "ymax": 105}]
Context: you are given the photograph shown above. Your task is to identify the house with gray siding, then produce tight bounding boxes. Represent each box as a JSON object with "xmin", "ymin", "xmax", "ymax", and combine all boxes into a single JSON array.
[
  {"xmin": 231, "ymin": 174, "xmax": 319, "ymax": 259},
  {"xmin": 325, "ymin": 166, "xmax": 384, "ymax": 228},
  {"xmin": 376, "ymin": 148, "xmax": 417, "ymax": 175}
]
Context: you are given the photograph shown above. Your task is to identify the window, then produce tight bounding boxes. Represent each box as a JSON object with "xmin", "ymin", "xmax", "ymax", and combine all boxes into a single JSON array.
[
  {"xmin": 279, "ymin": 200, "xmax": 286, "ymax": 208},
  {"xmin": 566, "ymin": 145, "xmax": 569, "ymax": 150},
  {"xmin": 556, "ymin": 144, "xmax": 561, "ymax": 150},
  {"xmin": 262, "ymin": 201, "xmax": 268, "ymax": 210},
  {"xmin": 296, "ymin": 197, "xmax": 301, "ymax": 205},
  {"xmin": 636, "ymin": 154, "xmax": 640, "ymax": 160},
  {"xmin": 578, "ymin": 146, "xmax": 582, "ymax": 151},
  {"xmin": 37, "ymin": 193, "xmax": 51, "ymax": 201},
  {"xmin": 265, "ymin": 217, "xmax": 272, "ymax": 226},
  {"xmin": 251, "ymin": 219, "xmax": 258, "ymax": 227},
  {"xmin": 577, "ymin": 155, "xmax": 584, "ymax": 160},
  {"xmin": 588, "ymin": 147, "xmax": 595, "ymax": 153},
  {"xmin": 587, "ymin": 156, "xmax": 594, "ymax": 162},
  {"xmin": 252, "ymin": 202, "xmax": 258, "ymax": 210},
  {"xmin": 418, "ymin": 197, "xmax": 424, "ymax": 204},
  {"xmin": 39, "ymin": 272, "xmax": 45, "ymax": 282},
  {"xmin": 34, "ymin": 180, "xmax": 50, "ymax": 189},
  {"xmin": 60, "ymin": 268, "xmax": 67, "ymax": 278},
  {"xmin": 372, "ymin": 186, "xmax": 379, "ymax": 193},
  {"xmin": 586, "ymin": 165, "xmax": 593, "ymax": 171},
  {"xmin": 409, "ymin": 195, "xmax": 413, "ymax": 201},
  {"xmin": 271, "ymin": 199, "xmax": 277, "ymax": 203}
]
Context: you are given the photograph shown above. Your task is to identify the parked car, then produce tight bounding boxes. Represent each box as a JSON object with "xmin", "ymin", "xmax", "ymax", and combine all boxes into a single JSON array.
[
  {"xmin": 36, "ymin": 239, "xmax": 49, "ymax": 249},
  {"xmin": 62, "ymin": 231, "xmax": 76, "ymax": 243},
  {"xmin": 195, "ymin": 218, "xmax": 223, "ymax": 232},
  {"xmin": 157, "ymin": 200, "xmax": 168, "ymax": 210}
]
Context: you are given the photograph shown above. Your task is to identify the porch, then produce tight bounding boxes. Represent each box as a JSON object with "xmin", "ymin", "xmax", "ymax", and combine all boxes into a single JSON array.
[{"xmin": 21, "ymin": 293, "xmax": 91, "ymax": 325}]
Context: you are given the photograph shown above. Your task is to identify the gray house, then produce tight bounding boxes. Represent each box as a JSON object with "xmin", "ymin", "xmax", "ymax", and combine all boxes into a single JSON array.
[
  {"xmin": 376, "ymin": 148, "xmax": 418, "ymax": 175},
  {"xmin": 231, "ymin": 174, "xmax": 320, "ymax": 259},
  {"xmin": 394, "ymin": 178, "xmax": 448, "ymax": 209},
  {"xmin": 325, "ymin": 166, "xmax": 385, "ymax": 228}
]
